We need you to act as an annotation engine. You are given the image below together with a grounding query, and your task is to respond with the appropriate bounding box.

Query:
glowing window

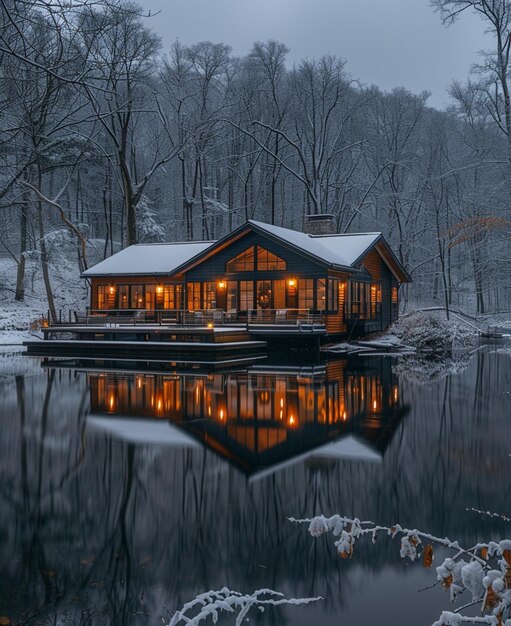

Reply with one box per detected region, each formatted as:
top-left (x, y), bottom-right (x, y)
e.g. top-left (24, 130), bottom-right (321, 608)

top-left (227, 246), bottom-right (255, 272)
top-left (256, 246), bottom-right (286, 271)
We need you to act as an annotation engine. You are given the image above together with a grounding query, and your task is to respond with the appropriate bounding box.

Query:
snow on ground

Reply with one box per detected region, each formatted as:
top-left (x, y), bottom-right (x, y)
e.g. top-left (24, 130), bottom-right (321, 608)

top-left (0, 254), bottom-right (88, 344)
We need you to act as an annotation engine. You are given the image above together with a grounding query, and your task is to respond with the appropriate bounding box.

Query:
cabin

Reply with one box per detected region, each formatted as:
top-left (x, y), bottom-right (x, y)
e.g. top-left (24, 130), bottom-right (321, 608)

top-left (81, 215), bottom-right (411, 339)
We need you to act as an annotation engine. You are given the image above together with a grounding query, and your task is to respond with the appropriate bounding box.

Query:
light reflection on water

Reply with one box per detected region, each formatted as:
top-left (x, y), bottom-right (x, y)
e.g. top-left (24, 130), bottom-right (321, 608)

top-left (0, 348), bottom-right (510, 625)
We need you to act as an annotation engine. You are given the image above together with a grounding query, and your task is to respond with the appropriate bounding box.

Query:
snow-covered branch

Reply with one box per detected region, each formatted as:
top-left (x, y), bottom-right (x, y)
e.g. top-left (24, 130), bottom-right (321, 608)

top-left (290, 514), bottom-right (511, 625)
top-left (168, 587), bottom-right (322, 626)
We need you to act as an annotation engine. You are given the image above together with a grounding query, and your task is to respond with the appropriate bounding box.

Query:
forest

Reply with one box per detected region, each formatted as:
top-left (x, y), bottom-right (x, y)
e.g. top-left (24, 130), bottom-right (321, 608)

top-left (0, 0), bottom-right (510, 321)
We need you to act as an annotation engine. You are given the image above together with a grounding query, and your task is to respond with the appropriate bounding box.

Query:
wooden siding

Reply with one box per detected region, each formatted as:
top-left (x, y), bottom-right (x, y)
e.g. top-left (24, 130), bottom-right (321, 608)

top-left (362, 249), bottom-right (382, 280)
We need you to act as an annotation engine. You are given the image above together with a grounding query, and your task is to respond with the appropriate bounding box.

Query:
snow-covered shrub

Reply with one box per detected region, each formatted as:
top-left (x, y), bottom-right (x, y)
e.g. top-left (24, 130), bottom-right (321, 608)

top-left (391, 311), bottom-right (477, 355)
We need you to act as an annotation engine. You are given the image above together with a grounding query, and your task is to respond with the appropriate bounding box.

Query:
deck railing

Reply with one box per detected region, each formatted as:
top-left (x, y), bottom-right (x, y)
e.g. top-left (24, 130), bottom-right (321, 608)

top-left (64, 308), bottom-right (325, 328)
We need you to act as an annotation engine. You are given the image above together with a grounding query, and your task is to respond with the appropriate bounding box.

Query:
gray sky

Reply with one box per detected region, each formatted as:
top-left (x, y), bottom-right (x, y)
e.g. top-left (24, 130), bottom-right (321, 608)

top-left (145, 0), bottom-right (491, 109)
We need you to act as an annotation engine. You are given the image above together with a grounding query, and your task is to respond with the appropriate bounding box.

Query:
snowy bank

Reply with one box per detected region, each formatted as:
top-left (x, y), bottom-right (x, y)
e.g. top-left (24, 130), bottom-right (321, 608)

top-left (389, 310), bottom-right (478, 355)
top-left (0, 254), bottom-right (88, 342)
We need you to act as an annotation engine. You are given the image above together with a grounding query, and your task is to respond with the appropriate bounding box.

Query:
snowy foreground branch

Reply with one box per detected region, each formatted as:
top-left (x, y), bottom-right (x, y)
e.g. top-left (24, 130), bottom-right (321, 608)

top-left (168, 587), bottom-right (322, 625)
top-left (289, 515), bottom-right (511, 626)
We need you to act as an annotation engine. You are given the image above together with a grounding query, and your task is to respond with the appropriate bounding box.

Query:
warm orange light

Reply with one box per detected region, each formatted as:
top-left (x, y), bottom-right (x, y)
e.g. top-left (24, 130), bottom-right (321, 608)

top-left (288, 414), bottom-right (296, 426)
top-left (288, 278), bottom-right (296, 288)
top-left (373, 400), bottom-right (377, 411)
top-left (393, 386), bottom-right (399, 402)
top-left (109, 285), bottom-right (115, 295)
top-left (108, 394), bottom-right (115, 410)
top-left (137, 377), bottom-right (142, 389)
top-left (342, 411), bottom-right (347, 421)
top-left (218, 280), bottom-right (226, 289)
top-left (157, 285), bottom-right (164, 294)
top-left (207, 322), bottom-right (214, 328)
top-left (219, 408), bottom-right (225, 421)
top-left (208, 405), bottom-right (212, 417)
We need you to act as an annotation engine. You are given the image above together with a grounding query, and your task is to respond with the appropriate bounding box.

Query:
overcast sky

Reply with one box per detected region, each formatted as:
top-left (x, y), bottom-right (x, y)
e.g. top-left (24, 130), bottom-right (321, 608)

top-left (145, 0), bottom-right (491, 110)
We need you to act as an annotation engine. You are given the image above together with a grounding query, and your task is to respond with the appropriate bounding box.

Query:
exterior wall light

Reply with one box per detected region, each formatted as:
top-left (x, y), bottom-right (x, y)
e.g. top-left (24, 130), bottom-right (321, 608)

top-left (288, 278), bottom-right (296, 288)
top-left (218, 280), bottom-right (226, 289)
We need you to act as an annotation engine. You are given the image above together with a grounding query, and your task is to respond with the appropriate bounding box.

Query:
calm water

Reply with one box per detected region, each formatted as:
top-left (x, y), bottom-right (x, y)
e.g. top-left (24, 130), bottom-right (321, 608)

top-left (0, 346), bottom-right (510, 625)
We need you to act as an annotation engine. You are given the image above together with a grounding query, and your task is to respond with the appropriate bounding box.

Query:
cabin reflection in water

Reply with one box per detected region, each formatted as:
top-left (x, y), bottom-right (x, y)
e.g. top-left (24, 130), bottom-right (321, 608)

top-left (88, 357), bottom-right (407, 474)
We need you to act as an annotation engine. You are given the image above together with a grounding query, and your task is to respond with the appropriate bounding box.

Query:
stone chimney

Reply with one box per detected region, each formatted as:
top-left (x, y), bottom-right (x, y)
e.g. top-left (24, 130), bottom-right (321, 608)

top-left (303, 214), bottom-right (337, 235)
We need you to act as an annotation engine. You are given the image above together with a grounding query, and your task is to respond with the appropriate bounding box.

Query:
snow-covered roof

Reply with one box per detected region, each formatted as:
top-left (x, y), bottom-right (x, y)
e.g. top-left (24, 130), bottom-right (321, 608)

top-left (82, 220), bottom-right (407, 279)
top-left (249, 434), bottom-right (381, 482)
top-left (248, 221), bottom-right (381, 269)
top-left (87, 415), bottom-right (200, 447)
top-left (82, 241), bottom-right (215, 277)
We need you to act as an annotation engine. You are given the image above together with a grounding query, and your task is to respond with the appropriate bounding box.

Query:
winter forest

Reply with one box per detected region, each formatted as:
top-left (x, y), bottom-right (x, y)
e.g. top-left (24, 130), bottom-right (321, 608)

top-left (1, 0), bottom-right (510, 321)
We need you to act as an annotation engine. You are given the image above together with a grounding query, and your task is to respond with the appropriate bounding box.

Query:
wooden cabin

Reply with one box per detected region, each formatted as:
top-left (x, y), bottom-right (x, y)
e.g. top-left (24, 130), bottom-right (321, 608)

top-left (82, 215), bottom-right (411, 338)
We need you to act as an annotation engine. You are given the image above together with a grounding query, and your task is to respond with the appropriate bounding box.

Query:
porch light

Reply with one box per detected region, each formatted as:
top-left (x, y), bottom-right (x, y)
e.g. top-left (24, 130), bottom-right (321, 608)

top-left (157, 285), bottom-right (164, 294)
top-left (288, 278), bottom-right (296, 288)
top-left (109, 285), bottom-right (115, 295)
top-left (218, 280), bottom-right (226, 289)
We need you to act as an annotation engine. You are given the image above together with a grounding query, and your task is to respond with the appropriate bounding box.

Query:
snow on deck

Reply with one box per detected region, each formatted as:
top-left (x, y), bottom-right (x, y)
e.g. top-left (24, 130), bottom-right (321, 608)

top-left (249, 220), bottom-right (380, 268)
top-left (82, 241), bottom-right (215, 277)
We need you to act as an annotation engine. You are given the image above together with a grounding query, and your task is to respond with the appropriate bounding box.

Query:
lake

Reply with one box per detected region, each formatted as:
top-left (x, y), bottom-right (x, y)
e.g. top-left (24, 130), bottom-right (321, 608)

top-left (0, 345), bottom-right (510, 625)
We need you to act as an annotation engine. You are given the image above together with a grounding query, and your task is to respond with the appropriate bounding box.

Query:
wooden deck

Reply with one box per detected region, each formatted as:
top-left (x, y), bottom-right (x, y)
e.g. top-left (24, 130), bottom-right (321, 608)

top-left (24, 338), bottom-right (268, 366)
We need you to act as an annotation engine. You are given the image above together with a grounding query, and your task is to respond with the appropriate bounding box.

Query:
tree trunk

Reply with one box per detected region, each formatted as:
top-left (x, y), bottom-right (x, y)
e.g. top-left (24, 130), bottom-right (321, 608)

top-left (15, 190), bottom-right (28, 301)
top-left (36, 166), bottom-right (57, 322)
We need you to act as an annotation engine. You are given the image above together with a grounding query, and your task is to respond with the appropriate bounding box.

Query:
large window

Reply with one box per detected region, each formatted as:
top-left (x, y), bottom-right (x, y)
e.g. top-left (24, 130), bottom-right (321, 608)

top-left (317, 279), bottom-right (326, 311)
top-left (164, 285), bottom-right (175, 309)
top-left (226, 245), bottom-right (286, 272)
top-left (131, 286), bottom-right (145, 309)
top-left (97, 285), bottom-right (109, 310)
top-left (227, 246), bottom-right (255, 272)
top-left (348, 281), bottom-right (373, 319)
top-left (119, 285), bottom-right (129, 309)
top-left (227, 281), bottom-right (238, 311)
top-left (298, 279), bottom-right (314, 310)
top-left (256, 246), bottom-right (286, 270)
top-left (240, 281), bottom-right (254, 311)
top-left (187, 283), bottom-right (201, 310)
top-left (328, 279), bottom-right (339, 312)
top-left (145, 285), bottom-right (155, 310)
top-left (203, 282), bottom-right (216, 309)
